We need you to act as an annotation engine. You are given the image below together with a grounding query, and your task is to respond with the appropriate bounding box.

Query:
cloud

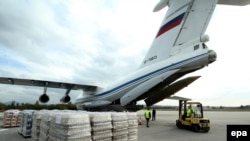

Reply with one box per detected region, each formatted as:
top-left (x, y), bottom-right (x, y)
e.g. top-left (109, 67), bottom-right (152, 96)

top-left (0, 0), bottom-right (155, 103)
top-left (0, 0), bottom-right (250, 106)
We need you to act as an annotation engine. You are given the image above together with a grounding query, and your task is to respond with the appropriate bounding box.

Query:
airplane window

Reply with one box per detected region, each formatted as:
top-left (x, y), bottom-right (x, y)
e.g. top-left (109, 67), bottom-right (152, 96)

top-left (194, 45), bottom-right (199, 50)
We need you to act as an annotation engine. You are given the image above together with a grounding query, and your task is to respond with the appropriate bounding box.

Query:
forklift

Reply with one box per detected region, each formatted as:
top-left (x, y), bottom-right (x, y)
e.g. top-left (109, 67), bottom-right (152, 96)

top-left (176, 100), bottom-right (210, 132)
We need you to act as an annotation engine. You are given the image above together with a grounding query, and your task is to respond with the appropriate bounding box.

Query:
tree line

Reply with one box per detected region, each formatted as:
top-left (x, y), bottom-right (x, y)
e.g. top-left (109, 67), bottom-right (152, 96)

top-left (0, 101), bottom-right (76, 111)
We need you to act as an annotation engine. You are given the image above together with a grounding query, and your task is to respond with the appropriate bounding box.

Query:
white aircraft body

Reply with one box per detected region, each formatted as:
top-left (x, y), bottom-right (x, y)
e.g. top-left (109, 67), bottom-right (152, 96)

top-left (0, 0), bottom-right (249, 111)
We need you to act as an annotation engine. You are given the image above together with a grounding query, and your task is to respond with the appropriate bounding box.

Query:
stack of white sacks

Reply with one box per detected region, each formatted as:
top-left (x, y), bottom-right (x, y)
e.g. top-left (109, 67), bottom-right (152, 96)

top-left (111, 112), bottom-right (129, 141)
top-left (49, 111), bottom-right (91, 141)
top-left (32, 110), bottom-right (48, 141)
top-left (39, 111), bottom-right (55, 141)
top-left (31, 110), bottom-right (91, 141)
top-left (18, 110), bottom-right (35, 137)
top-left (89, 112), bottom-right (113, 141)
top-left (127, 113), bottom-right (138, 141)
top-left (29, 110), bottom-right (138, 141)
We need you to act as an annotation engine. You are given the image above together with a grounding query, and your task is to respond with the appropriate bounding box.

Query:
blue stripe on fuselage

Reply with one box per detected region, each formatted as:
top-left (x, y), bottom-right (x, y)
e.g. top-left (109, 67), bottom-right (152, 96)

top-left (90, 53), bottom-right (208, 99)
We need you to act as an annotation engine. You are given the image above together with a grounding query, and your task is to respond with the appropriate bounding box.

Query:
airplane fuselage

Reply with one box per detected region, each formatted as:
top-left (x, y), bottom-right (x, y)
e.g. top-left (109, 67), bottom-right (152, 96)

top-left (75, 41), bottom-right (216, 110)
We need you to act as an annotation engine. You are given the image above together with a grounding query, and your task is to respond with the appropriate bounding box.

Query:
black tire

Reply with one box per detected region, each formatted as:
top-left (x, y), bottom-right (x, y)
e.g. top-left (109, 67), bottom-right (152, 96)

top-left (204, 127), bottom-right (210, 133)
top-left (176, 120), bottom-right (183, 129)
top-left (192, 124), bottom-right (199, 132)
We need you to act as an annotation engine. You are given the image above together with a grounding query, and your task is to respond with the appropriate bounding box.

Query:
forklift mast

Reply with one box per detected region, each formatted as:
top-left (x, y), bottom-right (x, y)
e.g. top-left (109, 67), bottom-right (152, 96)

top-left (178, 100), bottom-right (187, 118)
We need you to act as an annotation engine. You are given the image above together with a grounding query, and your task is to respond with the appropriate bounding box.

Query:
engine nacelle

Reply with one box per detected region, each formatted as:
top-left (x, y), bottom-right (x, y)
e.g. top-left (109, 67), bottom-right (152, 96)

top-left (39, 93), bottom-right (49, 103)
top-left (60, 95), bottom-right (71, 103)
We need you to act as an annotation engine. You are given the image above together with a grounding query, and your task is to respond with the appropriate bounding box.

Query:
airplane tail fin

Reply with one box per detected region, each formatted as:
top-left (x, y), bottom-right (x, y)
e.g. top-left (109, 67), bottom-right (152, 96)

top-left (139, 0), bottom-right (217, 69)
top-left (139, 0), bottom-right (250, 69)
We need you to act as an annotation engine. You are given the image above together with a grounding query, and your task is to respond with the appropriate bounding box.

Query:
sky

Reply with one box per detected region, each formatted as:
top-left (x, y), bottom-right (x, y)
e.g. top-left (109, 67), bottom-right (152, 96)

top-left (0, 0), bottom-right (250, 106)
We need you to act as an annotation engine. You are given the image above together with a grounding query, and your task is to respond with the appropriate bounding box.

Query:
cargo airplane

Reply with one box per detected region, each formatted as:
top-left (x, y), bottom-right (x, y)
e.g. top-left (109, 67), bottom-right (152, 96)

top-left (1, 0), bottom-right (249, 111)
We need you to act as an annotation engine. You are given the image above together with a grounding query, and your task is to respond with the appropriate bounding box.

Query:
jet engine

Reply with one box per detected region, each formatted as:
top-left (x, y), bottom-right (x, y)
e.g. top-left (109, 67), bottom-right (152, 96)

top-left (60, 87), bottom-right (72, 103)
top-left (60, 95), bottom-right (71, 103)
top-left (39, 93), bottom-right (49, 103)
top-left (39, 87), bottom-right (50, 103)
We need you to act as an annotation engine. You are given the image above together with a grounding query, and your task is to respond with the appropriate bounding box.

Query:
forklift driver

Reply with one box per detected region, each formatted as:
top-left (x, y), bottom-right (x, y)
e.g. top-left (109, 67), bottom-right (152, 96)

top-left (186, 105), bottom-right (194, 117)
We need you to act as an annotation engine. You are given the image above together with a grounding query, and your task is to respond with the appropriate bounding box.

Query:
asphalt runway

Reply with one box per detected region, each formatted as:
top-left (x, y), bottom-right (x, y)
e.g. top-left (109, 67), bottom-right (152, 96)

top-left (1, 111), bottom-right (250, 141)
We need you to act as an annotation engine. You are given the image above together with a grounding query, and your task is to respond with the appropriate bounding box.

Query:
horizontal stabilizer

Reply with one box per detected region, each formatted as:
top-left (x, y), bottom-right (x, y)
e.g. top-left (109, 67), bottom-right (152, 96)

top-left (218, 0), bottom-right (250, 6)
top-left (0, 77), bottom-right (100, 93)
top-left (145, 76), bottom-right (200, 106)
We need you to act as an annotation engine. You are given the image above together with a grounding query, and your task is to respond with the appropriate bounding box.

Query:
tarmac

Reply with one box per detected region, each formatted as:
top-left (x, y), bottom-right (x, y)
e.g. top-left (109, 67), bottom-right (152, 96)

top-left (0, 111), bottom-right (250, 141)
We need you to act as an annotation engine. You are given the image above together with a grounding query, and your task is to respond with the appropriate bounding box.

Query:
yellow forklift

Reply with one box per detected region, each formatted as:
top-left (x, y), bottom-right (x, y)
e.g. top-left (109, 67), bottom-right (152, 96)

top-left (176, 100), bottom-right (210, 132)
